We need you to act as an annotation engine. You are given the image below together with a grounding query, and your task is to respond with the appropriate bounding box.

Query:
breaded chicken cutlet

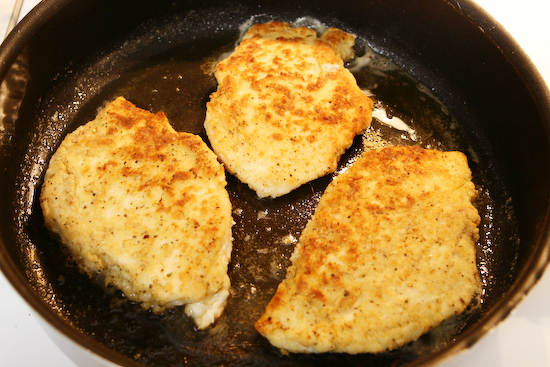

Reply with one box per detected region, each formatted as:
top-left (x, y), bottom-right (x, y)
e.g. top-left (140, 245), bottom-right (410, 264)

top-left (205, 21), bottom-right (373, 198)
top-left (40, 97), bottom-right (233, 329)
top-left (256, 146), bottom-right (481, 354)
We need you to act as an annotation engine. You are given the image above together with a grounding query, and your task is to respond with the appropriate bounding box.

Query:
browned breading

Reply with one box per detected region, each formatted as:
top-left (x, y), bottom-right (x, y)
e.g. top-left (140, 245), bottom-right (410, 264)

top-left (205, 21), bottom-right (373, 198)
top-left (256, 146), bottom-right (481, 354)
top-left (40, 97), bottom-right (233, 329)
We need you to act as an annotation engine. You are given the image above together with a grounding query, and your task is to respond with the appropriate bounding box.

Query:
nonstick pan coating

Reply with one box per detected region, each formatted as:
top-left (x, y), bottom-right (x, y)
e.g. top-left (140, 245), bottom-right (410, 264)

top-left (1, 0), bottom-right (550, 366)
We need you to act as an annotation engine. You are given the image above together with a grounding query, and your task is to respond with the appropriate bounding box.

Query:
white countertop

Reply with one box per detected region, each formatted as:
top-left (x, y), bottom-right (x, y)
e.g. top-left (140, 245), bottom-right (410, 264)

top-left (1, 0), bottom-right (549, 366)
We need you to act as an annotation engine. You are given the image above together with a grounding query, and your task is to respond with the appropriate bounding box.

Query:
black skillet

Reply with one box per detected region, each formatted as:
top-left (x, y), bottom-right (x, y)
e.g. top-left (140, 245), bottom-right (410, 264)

top-left (1, 0), bottom-right (550, 366)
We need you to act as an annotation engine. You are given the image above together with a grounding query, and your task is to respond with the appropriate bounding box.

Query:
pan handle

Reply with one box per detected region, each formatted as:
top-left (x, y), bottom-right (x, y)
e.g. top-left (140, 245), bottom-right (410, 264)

top-left (4, 0), bottom-right (24, 39)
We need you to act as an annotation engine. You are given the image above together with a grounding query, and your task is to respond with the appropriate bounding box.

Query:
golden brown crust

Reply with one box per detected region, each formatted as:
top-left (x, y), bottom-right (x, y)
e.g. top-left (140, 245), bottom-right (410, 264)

top-left (40, 97), bottom-right (233, 326)
top-left (255, 146), bottom-right (481, 354)
top-left (205, 21), bottom-right (373, 198)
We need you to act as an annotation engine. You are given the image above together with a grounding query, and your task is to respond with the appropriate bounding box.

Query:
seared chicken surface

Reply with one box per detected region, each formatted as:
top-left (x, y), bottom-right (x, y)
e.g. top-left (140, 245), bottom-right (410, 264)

top-left (256, 146), bottom-right (481, 353)
top-left (40, 97), bottom-right (233, 329)
top-left (205, 21), bottom-right (373, 198)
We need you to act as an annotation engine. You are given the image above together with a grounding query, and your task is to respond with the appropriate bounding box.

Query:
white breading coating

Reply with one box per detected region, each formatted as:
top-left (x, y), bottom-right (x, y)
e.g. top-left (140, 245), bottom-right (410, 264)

top-left (256, 146), bottom-right (481, 354)
top-left (40, 97), bottom-right (233, 329)
top-left (205, 21), bottom-right (373, 198)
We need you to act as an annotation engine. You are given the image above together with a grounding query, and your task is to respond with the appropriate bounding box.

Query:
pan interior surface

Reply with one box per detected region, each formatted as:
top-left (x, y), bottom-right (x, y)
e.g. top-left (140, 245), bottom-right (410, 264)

top-left (1, 0), bottom-right (549, 366)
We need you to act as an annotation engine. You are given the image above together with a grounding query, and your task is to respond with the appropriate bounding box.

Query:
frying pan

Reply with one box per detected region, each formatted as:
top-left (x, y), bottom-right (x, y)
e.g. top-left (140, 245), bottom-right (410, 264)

top-left (1, 0), bottom-right (550, 366)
